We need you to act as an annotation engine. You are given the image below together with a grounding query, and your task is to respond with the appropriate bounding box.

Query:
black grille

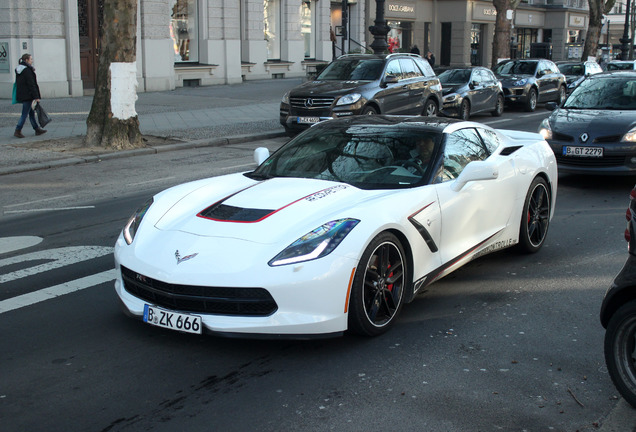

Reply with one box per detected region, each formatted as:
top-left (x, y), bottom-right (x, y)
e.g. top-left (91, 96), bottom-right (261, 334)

top-left (594, 135), bottom-right (623, 143)
top-left (290, 96), bottom-right (334, 109)
top-left (552, 132), bottom-right (573, 142)
top-left (121, 266), bottom-right (278, 316)
top-left (556, 155), bottom-right (627, 167)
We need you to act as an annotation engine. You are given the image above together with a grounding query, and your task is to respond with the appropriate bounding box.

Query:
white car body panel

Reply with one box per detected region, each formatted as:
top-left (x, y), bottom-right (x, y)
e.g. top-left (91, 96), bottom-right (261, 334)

top-left (114, 120), bottom-right (557, 337)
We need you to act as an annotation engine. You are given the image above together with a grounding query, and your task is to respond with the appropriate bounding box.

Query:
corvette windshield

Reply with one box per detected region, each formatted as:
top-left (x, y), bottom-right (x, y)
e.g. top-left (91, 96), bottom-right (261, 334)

top-left (249, 123), bottom-right (441, 189)
top-left (564, 76), bottom-right (636, 110)
top-left (316, 59), bottom-right (385, 81)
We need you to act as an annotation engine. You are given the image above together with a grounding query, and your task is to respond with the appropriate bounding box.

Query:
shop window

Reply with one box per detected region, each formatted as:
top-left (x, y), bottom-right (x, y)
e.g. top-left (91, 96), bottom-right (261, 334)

top-left (387, 21), bottom-right (413, 54)
top-left (265, 0), bottom-right (281, 60)
top-left (170, 0), bottom-right (198, 63)
top-left (302, 1), bottom-right (315, 59)
top-left (471, 23), bottom-right (481, 66)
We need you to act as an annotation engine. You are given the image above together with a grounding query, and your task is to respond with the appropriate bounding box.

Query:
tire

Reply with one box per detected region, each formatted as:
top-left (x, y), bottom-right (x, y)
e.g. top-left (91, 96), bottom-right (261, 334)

top-left (348, 232), bottom-right (408, 336)
top-left (557, 85), bottom-right (566, 106)
top-left (423, 99), bottom-right (438, 117)
top-left (459, 99), bottom-right (470, 120)
top-left (524, 88), bottom-right (537, 112)
top-left (362, 106), bottom-right (378, 115)
top-left (605, 300), bottom-right (636, 408)
top-left (517, 177), bottom-right (550, 253)
top-left (491, 94), bottom-right (504, 117)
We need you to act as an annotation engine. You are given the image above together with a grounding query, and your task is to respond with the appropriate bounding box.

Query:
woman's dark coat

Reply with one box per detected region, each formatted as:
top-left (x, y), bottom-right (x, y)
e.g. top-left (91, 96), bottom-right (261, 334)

top-left (15, 63), bottom-right (41, 103)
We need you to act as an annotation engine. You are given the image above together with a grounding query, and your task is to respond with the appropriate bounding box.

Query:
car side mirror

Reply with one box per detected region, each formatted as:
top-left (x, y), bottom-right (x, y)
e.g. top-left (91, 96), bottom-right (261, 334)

top-left (384, 75), bottom-right (399, 85)
top-left (254, 147), bottom-right (270, 166)
top-left (450, 160), bottom-right (499, 192)
top-left (545, 102), bottom-right (558, 111)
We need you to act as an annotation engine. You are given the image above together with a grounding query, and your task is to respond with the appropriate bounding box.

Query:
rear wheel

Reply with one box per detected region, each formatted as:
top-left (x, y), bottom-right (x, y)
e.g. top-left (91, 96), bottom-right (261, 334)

top-left (518, 177), bottom-right (550, 253)
top-left (348, 232), bottom-right (408, 336)
top-left (524, 88), bottom-right (537, 112)
top-left (491, 94), bottom-right (504, 117)
top-left (605, 300), bottom-right (636, 408)
top-left (459, 99), bottom-right (470, 120)
top-left (557, 85), bottom-right (566, 106)
top-left (423, 99), bottom-right (438, 117)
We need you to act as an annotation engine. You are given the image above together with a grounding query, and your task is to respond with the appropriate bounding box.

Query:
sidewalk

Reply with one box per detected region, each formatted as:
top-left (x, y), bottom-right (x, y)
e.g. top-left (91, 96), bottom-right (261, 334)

top-left (0, 78), bottom-right (300, 175)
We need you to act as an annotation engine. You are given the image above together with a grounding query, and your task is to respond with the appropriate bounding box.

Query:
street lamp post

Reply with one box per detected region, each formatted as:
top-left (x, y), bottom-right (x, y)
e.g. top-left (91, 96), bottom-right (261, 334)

top-left (369, 0), bottom-right (389, 54)
top-left (620, 0), bottom-right (632, 60)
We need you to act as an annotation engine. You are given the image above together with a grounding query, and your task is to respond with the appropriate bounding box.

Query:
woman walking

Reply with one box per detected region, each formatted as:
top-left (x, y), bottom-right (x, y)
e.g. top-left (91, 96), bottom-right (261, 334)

top-left (14, 53), bottom-right (46, 138)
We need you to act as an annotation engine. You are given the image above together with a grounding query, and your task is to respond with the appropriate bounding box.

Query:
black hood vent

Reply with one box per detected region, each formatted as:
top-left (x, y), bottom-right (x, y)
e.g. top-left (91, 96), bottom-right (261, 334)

top-left (198, 203), bottom-right (274, 222)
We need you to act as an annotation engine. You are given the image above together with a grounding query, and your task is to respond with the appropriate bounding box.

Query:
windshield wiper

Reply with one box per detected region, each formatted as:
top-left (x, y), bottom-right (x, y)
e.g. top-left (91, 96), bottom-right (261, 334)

top-left (245, 172), bottom-right (274, 181)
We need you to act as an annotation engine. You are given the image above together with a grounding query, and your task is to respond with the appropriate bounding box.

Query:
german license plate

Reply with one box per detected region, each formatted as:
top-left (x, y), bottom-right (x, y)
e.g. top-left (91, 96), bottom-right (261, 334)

top-left (143, 304), bottom-right (202, 334)
top-left (297, 116), bottom-right (320, 124)
top-left (562, 146), bottom-right (603, 157)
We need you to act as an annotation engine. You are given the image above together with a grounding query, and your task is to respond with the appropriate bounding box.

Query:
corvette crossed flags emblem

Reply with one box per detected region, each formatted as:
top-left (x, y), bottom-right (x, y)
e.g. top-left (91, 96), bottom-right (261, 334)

top-left (175, 250), bottom-right (198, 265)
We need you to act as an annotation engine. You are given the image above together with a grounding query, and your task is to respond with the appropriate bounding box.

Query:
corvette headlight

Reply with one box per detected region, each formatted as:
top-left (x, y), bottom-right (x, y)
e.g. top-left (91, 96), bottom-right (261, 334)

top-left (513, 79), bottom-right (528, 86)
top-left (269, 218), bottom-right (360, 266)
top-left (123, 198), bottom-right (153, 245)
top-left (538, 118), bottom-right (552, 140)
top-left (281, 91), bottom-right (290, 104)
top-left (336, 93), bottom-right (362, 106)
top-left (622, 127), bottom-right (636, 142)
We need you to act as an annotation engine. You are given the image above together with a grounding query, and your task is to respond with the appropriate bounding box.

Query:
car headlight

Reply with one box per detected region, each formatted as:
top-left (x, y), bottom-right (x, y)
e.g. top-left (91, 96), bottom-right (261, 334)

top-left (513, 79), bottom-right (528, 86)
top-left (336, 93), bottom-right (362, 106)
top-left (281, 91), bottom-right (290, 104)
top-left (269, 218), bottom-right (360, 266)
top-left (538, 118), bottom-right (552, 140)
top-left (622, 127), bottom-right (636, 142)
top-left (123, 198), bottom-right (153, 245)
top-left (444, 93), bottom-right (460, 103)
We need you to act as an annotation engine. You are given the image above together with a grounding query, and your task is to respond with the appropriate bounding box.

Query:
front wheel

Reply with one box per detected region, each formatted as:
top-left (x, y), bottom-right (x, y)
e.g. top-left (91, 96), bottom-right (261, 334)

top-left (557, 85), bottom-right (566, 106)
top-left (517, 177), bottom-right (550, 253)
top-left (605, 300), bottom-right (636, 408)
top-left (459, 99), bottom-right (470, 120)
top-left (362, 106), bottom-right (378, 115)
top-left (492, 94), bottom-right (504, 117)
top-left (423, 99), bottom-right (438, 117)
top-left (524, 88), bottom-right (537, 112)
top-left (348, 232), bottom-right (408, 336)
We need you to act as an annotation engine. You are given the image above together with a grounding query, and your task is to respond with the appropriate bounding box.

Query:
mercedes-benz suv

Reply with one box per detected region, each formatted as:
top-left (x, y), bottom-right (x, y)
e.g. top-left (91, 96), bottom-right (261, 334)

top-left (280, 53), bottom-right (443, 135)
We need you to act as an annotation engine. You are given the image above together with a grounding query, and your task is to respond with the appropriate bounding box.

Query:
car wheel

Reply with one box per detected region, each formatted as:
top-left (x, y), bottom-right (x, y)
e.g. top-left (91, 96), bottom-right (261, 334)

top-left (348, 232), bottom-right (408, 336)
top-left (605, 300), bottom-right (636, 408)
top-left (362, 106), bottom-right (378, 115)
top-left (423, 99), bottom-right (438, 117)
top-left (525, 88), bottom-right (537, 112)
top-left (557, 85), bottom-right (566, 106)
top-left (518, 176), bottom-right (550, 253)
top-left (459, 99), bottom-right (470, 120)
top-left (492, 94), bottom-right (504, 117)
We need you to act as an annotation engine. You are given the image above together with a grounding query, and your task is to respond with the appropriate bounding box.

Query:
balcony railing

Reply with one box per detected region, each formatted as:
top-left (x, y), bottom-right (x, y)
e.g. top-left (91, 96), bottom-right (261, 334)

top-left (520, 0), bottom-right (588, 9)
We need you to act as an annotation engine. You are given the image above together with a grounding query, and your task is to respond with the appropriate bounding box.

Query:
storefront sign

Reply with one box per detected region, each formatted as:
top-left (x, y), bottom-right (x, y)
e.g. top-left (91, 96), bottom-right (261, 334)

top-left (0, 42), bottom-right (9, 73)
top-left (473, 5), bottom-right (497, 22)
top-left (386, 1), bottom-right (416, 19)
top-left (569, 15), bottom-right (586, 28)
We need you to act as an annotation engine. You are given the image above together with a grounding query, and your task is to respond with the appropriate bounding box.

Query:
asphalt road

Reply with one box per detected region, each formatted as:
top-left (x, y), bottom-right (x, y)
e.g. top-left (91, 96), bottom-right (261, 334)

top-left (2, 112), bottom-right (636, 431)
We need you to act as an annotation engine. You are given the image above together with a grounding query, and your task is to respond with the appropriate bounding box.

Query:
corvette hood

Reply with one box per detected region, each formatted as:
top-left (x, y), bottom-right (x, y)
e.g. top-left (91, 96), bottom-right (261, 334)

top-left (154, 176), bottom-right (377, 244)
top-left (550, 109), bottom-right (636, 138)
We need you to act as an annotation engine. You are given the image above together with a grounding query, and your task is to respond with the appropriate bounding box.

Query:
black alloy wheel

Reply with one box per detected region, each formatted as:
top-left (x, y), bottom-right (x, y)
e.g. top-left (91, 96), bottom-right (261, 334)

top-left (525, 88), bottom-right (538, 112)
top-left (605, 300), bottom-right (636, 408)
top-left (348, 232), bottom-right (408, 336)
top-left (518, 176), bottom-right (550, 253)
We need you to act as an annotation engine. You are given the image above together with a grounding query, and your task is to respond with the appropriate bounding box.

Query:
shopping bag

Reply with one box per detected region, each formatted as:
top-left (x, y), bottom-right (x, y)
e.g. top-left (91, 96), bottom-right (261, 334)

top-left (11, 83), bottom-right (17, 104)
top-left (34, 102), bottom-right (52, 127)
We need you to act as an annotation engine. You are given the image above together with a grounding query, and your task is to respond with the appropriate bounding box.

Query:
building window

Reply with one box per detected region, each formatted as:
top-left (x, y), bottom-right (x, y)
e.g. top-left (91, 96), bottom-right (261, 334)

top-left (515, 28), bottom-right (538, 59)
top-left (471, 23), bottom-right (481, 66)
top-left (265, 0), bottom-right (281, 60)
top-left (170, 0), bottom-right (198, 62)
top-left (302, 1), bottom-right (315, 58)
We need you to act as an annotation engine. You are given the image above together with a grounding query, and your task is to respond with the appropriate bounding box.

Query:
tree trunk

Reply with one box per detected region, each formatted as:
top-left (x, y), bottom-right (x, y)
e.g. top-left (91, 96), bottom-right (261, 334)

top-left (491, 0), bottom-right (521, 69)
top-left (84, 0), bottom-right (142, 150)
top-left (581, 0), bottom-right (617, 61)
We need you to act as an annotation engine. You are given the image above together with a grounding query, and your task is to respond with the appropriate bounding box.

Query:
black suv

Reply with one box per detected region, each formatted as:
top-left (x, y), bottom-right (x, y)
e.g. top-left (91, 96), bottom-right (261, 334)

top-left (494, 59), bottom-right (567, 112)
top-left (280, 53), bottom-right (443, 134)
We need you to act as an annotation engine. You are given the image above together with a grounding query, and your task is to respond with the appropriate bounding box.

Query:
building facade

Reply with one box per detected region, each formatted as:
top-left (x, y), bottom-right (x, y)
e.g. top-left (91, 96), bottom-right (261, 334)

top-left (0, 0), bottom-right (631, 99)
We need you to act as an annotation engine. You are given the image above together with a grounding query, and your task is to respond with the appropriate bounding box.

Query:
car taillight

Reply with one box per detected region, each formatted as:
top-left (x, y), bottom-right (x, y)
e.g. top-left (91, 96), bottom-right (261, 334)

top-left (627, 208), bottom-right (632, 221)
top-left (631, 188), bottom-right (636, 201)
top-left (626, 228), bottom-right (631, 243)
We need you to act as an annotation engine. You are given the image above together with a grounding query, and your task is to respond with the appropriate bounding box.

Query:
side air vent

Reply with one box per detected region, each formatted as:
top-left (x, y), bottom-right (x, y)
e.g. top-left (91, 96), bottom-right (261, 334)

top-left (500, 146), bottom-right (522, 156)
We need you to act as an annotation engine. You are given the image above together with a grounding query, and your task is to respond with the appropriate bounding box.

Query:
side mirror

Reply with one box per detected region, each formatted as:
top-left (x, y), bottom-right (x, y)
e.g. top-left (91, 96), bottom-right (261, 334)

top-left (545, 102), bottom-right (558, 111)
top-left (254, 147), bottom-right (270, 166)
top-left (384, 75), bottom-right (399, 85)
top-left (450, 160), bottom-right (499, 192)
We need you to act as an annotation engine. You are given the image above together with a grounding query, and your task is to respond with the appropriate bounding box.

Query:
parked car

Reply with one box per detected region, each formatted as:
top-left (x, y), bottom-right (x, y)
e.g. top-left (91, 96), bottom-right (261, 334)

top-left (114, 115), bottom-right (557, 338)
top-left (438, 67), bottom-right (504, 120)
top-left (601, 184), bottom-right (636, 408)
top-left (494, 58), bottom-right (567, 111)
top-left (279, 53), bottom-right (443, 135)
top-left (538, 71), bottom-right (636, 175)
top-left (606, 60), bottom-right (636, 71)
top-left (556, 60), bottom-right (603, 94)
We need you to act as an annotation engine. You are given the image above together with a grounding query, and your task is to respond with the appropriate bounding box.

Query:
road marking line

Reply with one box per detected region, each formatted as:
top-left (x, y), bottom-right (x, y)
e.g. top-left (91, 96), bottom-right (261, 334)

top-left (0, 269), bottom-right (116, 314)
top-left (3, 195), bottom-right (74, 209)
top-left (520, 112), bottom-right (551, 118)
top-left (483, 119), bottom-right (512, 125)
top-left (128, 177), bottom-right (175, 187)
top-left (4, 206), bottom-right (95, 214)
top-left (0, 236), bottom-right (43, 255)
